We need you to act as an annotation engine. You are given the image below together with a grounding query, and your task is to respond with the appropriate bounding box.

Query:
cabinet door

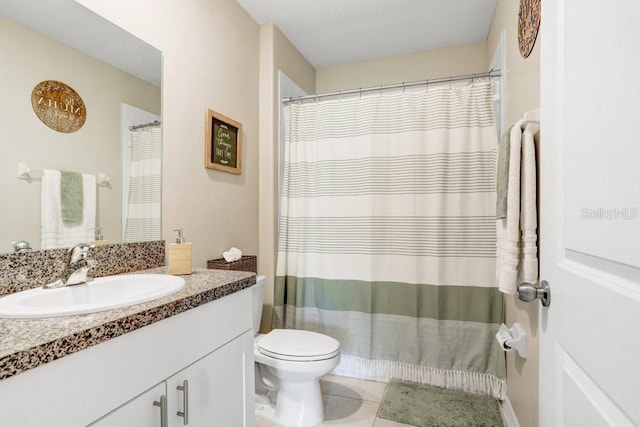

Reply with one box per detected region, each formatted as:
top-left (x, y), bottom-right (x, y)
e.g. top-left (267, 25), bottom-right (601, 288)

top-left (167, 334), bottom-right (249, 426)
top-left (89, 382), bottom-right (167, 427)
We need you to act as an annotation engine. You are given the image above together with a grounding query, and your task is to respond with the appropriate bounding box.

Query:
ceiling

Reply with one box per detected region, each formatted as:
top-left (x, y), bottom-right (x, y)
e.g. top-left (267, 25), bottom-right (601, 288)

top-left (235, 0), bottom-right (498, 69)
top-left (2, 0), bottom-right (497, 84)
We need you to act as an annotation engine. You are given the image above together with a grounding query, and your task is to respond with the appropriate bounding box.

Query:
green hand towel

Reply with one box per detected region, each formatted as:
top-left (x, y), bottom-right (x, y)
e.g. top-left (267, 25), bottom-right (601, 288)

top-left (496, 126), bottom-right (513, 220)
top-left (60, 171), bottom-right (84, 223)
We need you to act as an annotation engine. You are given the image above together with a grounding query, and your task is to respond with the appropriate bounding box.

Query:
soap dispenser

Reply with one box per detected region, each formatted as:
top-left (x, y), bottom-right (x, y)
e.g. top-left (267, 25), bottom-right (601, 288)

top-left (91, 226), bottom-right (108, 246)
top-left (168, 228), bottom-right (192, 275)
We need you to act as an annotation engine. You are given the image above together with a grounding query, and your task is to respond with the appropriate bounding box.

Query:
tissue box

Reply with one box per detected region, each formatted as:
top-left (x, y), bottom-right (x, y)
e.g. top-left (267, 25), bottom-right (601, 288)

top-left (207, 255), bottom-right (257, 273)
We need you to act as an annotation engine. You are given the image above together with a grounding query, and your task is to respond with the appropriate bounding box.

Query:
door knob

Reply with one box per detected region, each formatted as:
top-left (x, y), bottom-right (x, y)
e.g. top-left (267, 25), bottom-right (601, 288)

top-left (517, 280), bottom-right (550, 307)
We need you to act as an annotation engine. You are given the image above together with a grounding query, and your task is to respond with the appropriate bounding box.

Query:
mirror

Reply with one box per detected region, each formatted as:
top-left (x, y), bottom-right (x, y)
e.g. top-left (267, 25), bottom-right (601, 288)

top-left (0, 0), bottom-right (162, 253)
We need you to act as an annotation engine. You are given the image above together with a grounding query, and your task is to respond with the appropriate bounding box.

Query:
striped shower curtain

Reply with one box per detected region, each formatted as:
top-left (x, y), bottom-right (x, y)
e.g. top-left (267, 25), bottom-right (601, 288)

top-left (123, 126), bottom-right (161, 242)
top-left (275, 81), bottom-right (506, 399)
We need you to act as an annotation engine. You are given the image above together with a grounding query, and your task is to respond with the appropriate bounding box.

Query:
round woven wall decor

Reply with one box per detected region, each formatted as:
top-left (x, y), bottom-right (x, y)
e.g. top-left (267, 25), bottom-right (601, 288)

top-left (31, 80), bottom-right (86, 133)
top-left (518, 0), bottom-right (541, 58)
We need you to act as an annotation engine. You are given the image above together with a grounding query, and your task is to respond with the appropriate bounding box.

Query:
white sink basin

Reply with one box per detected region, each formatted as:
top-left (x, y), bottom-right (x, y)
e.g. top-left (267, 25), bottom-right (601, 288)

top-left (0, 274), bottom-right (185, 319)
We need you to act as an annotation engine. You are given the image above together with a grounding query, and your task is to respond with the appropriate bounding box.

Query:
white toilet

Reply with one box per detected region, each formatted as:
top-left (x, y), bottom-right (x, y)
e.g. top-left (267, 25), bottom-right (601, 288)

top-left (252, 275), bottom-right (340, 427)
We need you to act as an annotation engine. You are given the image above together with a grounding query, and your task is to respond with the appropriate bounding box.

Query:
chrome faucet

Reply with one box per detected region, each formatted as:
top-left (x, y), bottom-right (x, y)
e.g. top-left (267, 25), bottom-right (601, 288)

top-left (44, 243), bottom-right (97, 289)
top-left (10, 240), bottom-right (32, 253)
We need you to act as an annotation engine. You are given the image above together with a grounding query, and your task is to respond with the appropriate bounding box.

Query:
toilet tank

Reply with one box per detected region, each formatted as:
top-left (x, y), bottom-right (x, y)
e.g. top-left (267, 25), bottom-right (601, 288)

top-left (252, 275), bottom-right (266, 333)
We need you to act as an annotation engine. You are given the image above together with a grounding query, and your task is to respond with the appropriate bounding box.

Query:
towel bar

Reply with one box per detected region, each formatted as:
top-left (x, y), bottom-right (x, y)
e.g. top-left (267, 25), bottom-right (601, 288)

top-left (17, 162), bottom-right (110, 187)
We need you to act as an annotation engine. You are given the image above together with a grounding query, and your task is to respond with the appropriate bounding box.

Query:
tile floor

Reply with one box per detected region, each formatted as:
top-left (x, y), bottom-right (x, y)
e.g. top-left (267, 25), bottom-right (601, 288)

top-left (255, 374), bottom-right (507, 427)
top-left (255, 374), bottom-right (418, 427)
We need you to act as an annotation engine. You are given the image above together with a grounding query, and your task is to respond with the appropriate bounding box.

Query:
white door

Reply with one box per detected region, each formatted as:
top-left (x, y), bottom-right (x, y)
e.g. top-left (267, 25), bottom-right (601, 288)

top-left (540, 1), bottom-right (640, 426)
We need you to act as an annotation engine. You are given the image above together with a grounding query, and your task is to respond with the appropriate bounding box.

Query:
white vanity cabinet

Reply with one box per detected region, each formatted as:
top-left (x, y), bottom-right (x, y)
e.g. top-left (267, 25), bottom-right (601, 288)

top-left (0, 285), bottom-right (255, 427)
top-left (166, 335), bottom-right (248, 426)
top-left (92, 333), bottom-right (249, 427)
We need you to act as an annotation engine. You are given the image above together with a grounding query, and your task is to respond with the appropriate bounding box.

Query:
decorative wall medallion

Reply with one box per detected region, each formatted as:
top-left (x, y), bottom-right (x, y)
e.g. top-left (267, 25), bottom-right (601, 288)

top-left (31, 80), bottom-right (86, 133)
top-left (518, 0), bottom-right (541, 58)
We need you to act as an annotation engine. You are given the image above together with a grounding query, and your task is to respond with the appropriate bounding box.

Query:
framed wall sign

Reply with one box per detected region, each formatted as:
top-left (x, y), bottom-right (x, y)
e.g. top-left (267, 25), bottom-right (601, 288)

top-left (205, 109), bottom-right (242, 174)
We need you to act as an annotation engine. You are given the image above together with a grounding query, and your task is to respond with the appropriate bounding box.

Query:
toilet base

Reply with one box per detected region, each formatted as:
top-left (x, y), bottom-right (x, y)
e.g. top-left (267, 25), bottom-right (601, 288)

top-left (255, 379), bottom-right (324, 427)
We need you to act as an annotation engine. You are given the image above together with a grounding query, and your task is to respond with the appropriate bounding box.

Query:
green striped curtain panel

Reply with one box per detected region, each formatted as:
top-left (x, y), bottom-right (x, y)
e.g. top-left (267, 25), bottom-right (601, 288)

top-left (275, 81), bottom-right (506, 399)
top-left (124, 127), bottom-right (161, 242)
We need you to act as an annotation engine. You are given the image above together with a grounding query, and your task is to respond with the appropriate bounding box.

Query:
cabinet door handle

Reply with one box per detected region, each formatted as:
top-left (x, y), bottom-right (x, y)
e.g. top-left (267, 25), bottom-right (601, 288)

top-left (177, 380), bottom-right (189, 425)
top-left (153, 395), bottom-right (168, 427)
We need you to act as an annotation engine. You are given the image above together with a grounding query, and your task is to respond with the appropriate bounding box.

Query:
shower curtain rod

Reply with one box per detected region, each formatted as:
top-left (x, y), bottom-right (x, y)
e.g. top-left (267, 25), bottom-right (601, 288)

top-left (129, 120), bottom-right (161, 131)
top-left (282, 69), bottom-right (501, 104)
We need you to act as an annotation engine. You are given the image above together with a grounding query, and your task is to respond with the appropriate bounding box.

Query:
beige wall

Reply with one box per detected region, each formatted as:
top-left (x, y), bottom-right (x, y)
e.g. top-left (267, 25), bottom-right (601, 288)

top-left (487, 1), bottom-right (541, 426)
top-left (258, 24), bottom-right (315, 332)
top-left (76, 0), bottom-right (260, 268)
top-left (0, 16), bottom-right (160, 252)
top-left (316, 42), bottom-right (487, 93)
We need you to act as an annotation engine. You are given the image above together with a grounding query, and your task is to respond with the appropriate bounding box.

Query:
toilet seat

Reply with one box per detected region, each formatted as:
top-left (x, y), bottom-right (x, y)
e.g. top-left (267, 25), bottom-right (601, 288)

top-left (257, 329), bottom-right (340, 362)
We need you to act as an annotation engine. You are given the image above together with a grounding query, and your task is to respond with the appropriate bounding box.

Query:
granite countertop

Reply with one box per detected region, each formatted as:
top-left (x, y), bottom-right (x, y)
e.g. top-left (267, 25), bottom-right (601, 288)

top-left (0, 267), bottom-right (256, 381)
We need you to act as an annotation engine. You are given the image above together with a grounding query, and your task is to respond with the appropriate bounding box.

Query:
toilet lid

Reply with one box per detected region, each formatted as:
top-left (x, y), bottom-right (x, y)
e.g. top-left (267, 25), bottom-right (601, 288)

top-left (257, 329), bottom-right (340, 362)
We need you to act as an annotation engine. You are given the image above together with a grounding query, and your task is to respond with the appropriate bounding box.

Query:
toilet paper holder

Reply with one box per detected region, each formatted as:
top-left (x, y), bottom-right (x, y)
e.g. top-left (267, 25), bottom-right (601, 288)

top-left (496, 323), bottom-right (526, 358)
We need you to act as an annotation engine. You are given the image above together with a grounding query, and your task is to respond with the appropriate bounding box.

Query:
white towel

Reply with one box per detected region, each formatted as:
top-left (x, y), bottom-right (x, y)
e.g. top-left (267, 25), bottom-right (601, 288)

top-left (518, 123), bottom-right (539, 285)
top-left (41, 170), bottom-right (96, 249)
top-left (496, 121), bottom-right (540, 293)
top-left (223, 247), bottom-right (243, 262)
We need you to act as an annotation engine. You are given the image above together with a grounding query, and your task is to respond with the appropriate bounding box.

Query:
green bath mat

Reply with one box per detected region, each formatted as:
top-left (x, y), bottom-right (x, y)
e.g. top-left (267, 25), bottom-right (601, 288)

top-left (378, 380), bottom-right (503, 427)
